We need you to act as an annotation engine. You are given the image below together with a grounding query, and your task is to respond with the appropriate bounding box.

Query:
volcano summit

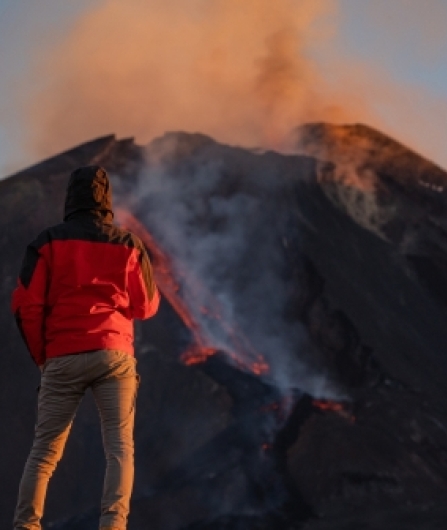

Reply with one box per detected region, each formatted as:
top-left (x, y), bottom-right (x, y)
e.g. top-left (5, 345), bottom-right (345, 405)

top-left (2, 124), bottom-right (447, 530)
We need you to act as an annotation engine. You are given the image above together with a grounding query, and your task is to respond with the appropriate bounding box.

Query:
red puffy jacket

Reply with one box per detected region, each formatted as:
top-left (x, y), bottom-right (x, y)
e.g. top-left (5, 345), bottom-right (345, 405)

top-left (12, 166), bottom-right (159, 366)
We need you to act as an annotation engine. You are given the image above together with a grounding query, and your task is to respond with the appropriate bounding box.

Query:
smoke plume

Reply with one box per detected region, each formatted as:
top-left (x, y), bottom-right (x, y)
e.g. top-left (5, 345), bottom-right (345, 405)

top-left (21, 0), bottom-right (447, 169)
top-left (115, 135), bottom-right (342, 400)
top-left (26, 0), bottom-right (346, 157)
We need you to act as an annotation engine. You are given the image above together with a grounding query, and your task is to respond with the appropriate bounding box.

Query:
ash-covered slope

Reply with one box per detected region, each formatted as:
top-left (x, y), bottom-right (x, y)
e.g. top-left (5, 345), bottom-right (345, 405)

top-left (2, 125), bottom-right (447, 530)
top-left (293, 122), bottom-right (447, 247)
top-left (292, 122), bottom-right (447, 396)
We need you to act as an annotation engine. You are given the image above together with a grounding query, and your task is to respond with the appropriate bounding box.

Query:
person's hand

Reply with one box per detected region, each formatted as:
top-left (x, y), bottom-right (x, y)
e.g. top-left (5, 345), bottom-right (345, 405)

top-left (38, 365), bottom-right (44, 373)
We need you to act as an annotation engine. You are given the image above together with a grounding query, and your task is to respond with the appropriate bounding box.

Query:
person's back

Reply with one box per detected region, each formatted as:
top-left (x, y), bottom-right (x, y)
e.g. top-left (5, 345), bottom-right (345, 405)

top-left (12, 166), bottom-right (160, 530)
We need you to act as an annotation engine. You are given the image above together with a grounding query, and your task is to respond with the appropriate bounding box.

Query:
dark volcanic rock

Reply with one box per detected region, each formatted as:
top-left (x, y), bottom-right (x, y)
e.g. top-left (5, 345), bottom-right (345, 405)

top-left (2, 124), bottom-right (447, 529)
top-left (0, 137), bottom-right (232, 528)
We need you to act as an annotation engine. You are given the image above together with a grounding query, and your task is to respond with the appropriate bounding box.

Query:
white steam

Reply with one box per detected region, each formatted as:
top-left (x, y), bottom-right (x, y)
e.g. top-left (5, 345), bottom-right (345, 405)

top-left (120, 135), bottom-right (343, 399)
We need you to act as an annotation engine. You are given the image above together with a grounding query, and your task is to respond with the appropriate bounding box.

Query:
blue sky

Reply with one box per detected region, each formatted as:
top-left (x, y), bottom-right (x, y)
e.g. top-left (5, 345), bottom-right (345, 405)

top-left (0, 0), bottom-right (446, 177)
top-left (0, 0), bottom-right (97, 176)
top-left (337, 1), bottom-right (447, 96)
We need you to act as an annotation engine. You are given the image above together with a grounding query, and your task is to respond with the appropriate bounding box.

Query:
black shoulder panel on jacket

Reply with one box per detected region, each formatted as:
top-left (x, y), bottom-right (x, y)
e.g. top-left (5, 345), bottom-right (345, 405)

top-left (19, 218), bottom-right (140, 288)
top-left (46, 219), bottom-right (139, 248)
top-left (19, 230), bottom-right (51, 288)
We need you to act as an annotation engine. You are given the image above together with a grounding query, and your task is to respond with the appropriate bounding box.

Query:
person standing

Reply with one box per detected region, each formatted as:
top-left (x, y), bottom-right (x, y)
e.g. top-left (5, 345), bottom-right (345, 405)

top-left (12, 166), bottom-right (160, 530)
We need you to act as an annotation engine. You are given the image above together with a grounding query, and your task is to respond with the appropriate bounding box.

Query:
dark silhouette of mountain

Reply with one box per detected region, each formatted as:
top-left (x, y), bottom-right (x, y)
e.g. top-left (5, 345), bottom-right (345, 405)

top-left (2, 124), bottom-right (447, 530)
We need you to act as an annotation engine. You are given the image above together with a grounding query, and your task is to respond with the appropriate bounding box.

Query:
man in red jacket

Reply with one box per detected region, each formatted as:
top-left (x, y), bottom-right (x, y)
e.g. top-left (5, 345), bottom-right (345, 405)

top-left (12, 166), bottom-right (160, 530)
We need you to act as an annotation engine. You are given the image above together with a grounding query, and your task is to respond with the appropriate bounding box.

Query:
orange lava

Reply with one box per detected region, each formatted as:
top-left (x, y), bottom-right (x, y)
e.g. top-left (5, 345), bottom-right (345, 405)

top-left (116, 208), bottom-right (270, 376)
top-left (312, 399), bottom-right (355, 423)
top-left (312, 399), bottom-right (344, 412)
top-left (181, 345), bottom-right (218, 366)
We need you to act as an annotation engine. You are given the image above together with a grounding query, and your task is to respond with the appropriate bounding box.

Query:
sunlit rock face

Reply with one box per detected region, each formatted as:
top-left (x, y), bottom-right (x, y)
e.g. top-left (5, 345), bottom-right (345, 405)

top-left (2, 125), bottom-right (447, 530)
top-left (292, 123), bottom-right (447, 395)
top-left (293, 122), bottom-right (447, 241)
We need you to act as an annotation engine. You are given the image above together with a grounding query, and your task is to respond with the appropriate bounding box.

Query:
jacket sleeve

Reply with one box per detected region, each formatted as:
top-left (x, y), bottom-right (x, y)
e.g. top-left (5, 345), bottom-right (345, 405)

top-left (11, 244), bottom-right (49, 366)
top-left (128, 244), bottom-right (160, 320)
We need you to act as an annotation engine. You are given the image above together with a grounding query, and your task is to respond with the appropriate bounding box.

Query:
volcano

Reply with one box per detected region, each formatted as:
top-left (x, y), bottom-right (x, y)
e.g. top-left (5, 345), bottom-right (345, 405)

top-left (2, 124), bottom-right (447, 530)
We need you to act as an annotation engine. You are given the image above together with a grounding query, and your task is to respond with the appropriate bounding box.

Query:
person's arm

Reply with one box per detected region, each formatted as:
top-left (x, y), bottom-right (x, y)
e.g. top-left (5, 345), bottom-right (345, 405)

top-left (128, 243), bottom-right (160, 320)
top-left (11, 243), bottom-right (49, 367)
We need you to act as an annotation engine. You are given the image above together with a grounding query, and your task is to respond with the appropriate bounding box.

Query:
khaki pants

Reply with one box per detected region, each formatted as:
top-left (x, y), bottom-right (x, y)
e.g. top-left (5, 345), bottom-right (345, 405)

top-left (14, 350), bottom-right (139, 530)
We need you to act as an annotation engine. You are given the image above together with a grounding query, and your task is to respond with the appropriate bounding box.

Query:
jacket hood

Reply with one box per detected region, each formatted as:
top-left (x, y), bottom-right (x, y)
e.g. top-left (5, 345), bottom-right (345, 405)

top-left (64, 166), bottom-right (113, 222)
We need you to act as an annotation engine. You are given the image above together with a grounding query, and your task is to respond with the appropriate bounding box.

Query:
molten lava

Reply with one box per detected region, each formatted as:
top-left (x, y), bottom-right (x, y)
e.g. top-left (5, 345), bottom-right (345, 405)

top-left (117, 209), bottom-right (352, 431)
top-left (313, 399), bottom-right (355, 423)
top-left (116, 208), bottom-right (269, 376)
top-left (312, 400), bottom-right (344, 412)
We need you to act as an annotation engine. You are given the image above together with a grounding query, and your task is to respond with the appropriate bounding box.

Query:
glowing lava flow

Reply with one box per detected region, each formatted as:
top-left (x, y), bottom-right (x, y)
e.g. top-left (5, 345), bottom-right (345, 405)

top-left (116, 208), bottom-right (269, 376)
top-left (313, 399), bottom-right (355, 423)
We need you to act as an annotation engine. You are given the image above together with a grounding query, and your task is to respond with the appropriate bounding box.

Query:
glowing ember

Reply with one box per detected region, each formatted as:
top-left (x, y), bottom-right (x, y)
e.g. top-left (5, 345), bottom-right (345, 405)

top-left (116, 208), bottom-right (270, 376)
top-left (181, 345), bottom-right (218, 366)
top-left (261, 395), bottom-right (294, 414)
top-left (312, 399), bottom-right (355, 423)
top-left (312, 400), bottom-right (344, 412)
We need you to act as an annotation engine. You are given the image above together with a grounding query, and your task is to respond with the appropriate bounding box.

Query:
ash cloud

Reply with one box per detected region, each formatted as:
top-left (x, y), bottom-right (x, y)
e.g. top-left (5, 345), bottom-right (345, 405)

top-left (19, 0), bottom-right (447, 171)
top-left (24, 0), bottom-right (350, 158)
